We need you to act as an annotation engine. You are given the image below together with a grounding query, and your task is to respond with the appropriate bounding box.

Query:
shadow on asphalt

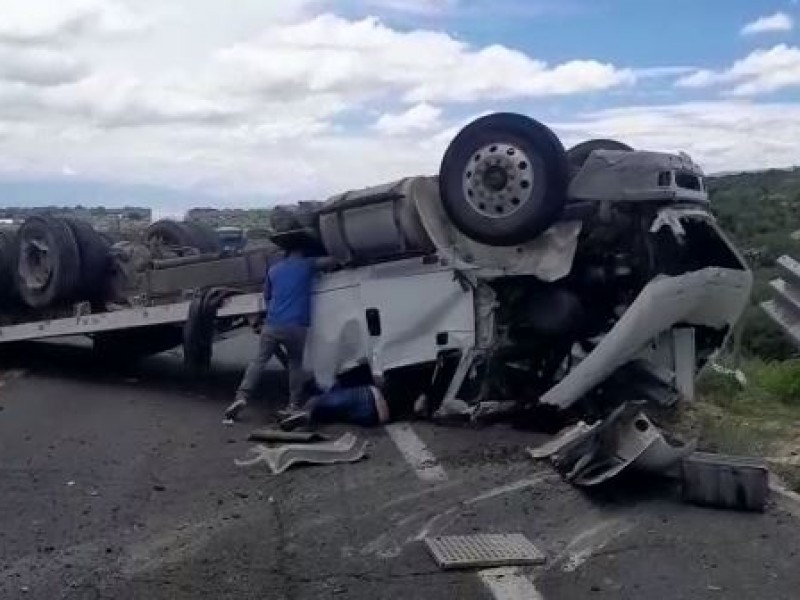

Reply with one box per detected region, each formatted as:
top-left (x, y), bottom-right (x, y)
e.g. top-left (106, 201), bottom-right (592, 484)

top-left (0, 340), bottom-right (288, 406)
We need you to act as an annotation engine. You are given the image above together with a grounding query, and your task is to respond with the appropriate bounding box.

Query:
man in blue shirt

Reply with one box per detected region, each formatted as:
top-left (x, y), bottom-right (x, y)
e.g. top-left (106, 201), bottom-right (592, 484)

top-left (224, 248), bottom-right (335, 422)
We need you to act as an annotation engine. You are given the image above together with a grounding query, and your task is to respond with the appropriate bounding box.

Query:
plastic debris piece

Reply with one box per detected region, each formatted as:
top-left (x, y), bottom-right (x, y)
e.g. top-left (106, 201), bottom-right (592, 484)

top-left (247, 429), bottom-right (330, 444)
top-left (234, 432), bottom-right (367, 474)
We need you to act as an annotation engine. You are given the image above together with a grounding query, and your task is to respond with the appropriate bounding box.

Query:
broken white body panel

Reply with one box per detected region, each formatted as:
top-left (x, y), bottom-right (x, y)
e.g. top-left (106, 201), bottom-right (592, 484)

top-left (305, 257), bottom-right (477, 389)
top-left (540, 267), bottom-right (752, 409)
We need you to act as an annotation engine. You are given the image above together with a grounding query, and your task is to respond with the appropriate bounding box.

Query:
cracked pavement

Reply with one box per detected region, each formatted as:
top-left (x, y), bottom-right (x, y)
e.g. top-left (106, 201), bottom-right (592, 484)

top-left (1, 337), bottom-right (800, 599)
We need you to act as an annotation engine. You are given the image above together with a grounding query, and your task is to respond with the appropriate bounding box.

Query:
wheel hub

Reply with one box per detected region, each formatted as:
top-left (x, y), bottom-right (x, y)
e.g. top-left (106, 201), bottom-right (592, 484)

top-left (462, 142), bottom-right (535, 219)
top-left (19, 238), bottom-right (52, 291)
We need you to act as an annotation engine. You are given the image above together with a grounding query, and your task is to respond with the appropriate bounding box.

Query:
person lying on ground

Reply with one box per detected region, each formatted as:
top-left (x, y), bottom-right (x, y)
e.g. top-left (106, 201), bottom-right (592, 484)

top-left (278, 384), bottom-right (428, 430)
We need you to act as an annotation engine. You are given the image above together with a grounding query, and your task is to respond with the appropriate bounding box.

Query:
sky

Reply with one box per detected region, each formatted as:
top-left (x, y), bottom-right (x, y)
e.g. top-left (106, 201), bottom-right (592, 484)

top-left (0, 0), bottom-right (799, 214)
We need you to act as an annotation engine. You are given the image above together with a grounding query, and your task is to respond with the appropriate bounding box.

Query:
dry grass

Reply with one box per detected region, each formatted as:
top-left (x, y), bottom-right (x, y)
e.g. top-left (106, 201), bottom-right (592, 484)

top-left (677, 361), bottom-right (800, 491)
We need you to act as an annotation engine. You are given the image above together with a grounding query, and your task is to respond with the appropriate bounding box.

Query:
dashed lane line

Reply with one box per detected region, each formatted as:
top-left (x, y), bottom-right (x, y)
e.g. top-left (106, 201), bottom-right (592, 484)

top-left (479, 567), bottom-right (544, 600)
top-left (384, 422), bottom-right (546, 599)
top-left (0, 369), bottom-right (27, 390)
top-left (384, 422), bottom-right (448, 483)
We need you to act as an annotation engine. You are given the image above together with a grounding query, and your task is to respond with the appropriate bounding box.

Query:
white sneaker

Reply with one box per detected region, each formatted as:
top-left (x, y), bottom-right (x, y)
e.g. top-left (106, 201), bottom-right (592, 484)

top-left (224, 396), bottom-right (248, 421)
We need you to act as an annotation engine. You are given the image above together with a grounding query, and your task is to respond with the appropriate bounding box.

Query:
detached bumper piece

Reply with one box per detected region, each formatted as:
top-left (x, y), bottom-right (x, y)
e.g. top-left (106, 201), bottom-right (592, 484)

top-left (529, 403), bottom-right (693, 486)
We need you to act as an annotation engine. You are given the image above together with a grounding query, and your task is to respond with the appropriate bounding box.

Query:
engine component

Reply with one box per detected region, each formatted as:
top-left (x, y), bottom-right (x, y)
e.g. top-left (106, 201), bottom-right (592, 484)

top-left (16, 215), bottom-right (81, 308)
top-left (439, 112), bottom-right (569, 246)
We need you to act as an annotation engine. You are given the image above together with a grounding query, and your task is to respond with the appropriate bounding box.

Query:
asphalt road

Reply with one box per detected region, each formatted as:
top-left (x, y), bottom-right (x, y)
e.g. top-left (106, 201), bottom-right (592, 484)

top-left (1, 335), bottom-right (800, 599)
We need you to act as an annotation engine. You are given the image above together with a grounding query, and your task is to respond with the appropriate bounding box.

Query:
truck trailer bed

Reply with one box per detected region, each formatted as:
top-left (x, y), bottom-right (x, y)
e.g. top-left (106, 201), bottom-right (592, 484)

top-left (0, 292), bottom-right (264, 344)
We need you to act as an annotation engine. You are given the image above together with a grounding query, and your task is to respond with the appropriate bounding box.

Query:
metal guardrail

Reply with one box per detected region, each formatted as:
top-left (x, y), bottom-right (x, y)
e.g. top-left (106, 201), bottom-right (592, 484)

top-left (761, 255), bottom-right (800, 347)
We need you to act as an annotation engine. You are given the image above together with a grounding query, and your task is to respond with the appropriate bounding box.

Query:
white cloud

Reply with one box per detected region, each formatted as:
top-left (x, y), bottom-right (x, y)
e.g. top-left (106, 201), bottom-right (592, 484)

top-left (0, 0), bottom-right (151, 44)
top-left (554, 102), bottom-right (800, 174)
top-left (741, 11), bottom-right (794, 36)
top-left (0, 47), bottom-right (87, 86)
top-left (375, 103), bottom-right (442, 135)
top-left (364, 0), bottom-right (457, 14)
top-left (676, 45), bottom-right (800, 95)
top-left (0, 1), bottom-right (795, 209)
top-left (41, 72), bottom-right (239, 127)
top-left (214, 14), bottom-right (634, 105)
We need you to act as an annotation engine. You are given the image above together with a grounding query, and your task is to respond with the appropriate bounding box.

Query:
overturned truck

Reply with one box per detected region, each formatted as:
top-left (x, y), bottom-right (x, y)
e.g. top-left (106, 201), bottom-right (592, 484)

top-left (0, 113), bottom-right (752, 417)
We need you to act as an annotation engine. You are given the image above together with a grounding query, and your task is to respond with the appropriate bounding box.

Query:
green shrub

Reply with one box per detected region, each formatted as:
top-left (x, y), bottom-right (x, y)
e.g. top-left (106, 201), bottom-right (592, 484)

top-left (696, 369), bottom-right (743, 408)
top-left (750, 359), bottom-right (800, 405)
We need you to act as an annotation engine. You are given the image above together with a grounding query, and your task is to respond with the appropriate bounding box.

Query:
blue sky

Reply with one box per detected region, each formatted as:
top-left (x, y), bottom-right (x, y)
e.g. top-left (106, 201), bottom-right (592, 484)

top-left (0, 0), bottom-right (799, 213)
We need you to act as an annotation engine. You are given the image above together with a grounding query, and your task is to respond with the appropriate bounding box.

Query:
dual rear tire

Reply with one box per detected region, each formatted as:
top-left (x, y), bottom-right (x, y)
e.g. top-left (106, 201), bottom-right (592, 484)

top-left (145, 220), bottom-right (221, 255)
top-left (14, 216), bottom-right (111, 309)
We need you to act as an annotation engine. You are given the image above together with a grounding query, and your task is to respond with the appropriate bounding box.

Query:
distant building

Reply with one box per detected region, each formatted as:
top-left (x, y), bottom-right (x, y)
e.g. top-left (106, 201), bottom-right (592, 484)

top-left (186, 207), bottom-right (273, 229)
top-left (0, 207), bottom-right (152, 232)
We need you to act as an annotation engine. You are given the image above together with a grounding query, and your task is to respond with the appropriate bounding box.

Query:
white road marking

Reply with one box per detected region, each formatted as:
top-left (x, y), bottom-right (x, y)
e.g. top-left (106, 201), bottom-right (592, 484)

top-left (465, 474), bottom-right (555, 505)
top-left (553, 517), bottom-right (635, 573)
top-left (770, 480), bottom-right (800, 520)
top-left (0, 369), bottom-right (26, 390)
top-left (479, 568), bottom-right (544, 600)
top-left (383, 424), bottom-right (549, 600)
top-left (384, 422), bottom-right (448, 483)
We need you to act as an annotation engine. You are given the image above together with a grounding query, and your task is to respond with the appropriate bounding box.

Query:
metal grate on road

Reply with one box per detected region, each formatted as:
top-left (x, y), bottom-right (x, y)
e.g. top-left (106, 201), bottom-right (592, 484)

top-left (424, 533), bottom-right (545, 570)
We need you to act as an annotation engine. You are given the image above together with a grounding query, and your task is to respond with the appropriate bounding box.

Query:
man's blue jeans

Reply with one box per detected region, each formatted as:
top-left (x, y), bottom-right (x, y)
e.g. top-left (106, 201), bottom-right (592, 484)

top-left (308, 385), bottom-right (379, 427)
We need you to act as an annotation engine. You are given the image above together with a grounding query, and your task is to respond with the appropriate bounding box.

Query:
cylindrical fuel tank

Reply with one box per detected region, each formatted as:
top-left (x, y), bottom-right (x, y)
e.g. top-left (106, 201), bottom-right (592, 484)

top-left (318, 178), bottom-right (436, 264)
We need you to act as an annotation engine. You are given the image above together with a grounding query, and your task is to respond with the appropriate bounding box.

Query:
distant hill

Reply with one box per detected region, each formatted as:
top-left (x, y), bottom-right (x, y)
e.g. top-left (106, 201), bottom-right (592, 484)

top-left (0, 179), bottom-right (266, 218)
top-left (186, 207), bottom-right (273, 229)
top-left (708, 167), bottom-right (800, 359)
top-left (709, 167), bottom-right (800, 268)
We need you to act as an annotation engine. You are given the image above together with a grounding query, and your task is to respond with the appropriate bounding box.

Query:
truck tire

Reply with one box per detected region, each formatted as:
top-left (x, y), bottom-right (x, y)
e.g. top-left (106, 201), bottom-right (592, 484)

top-left (16, 215), bottom-right (81, 308)
top-left (62, 218), bottom-right (111, 300)
top-left (183, 221), bottom-right (221, 254)
top-left (0, 230), bottom-right (17, 304)
top-left (146, 220), bottom-right (219, 254)
top-left (439, 112), bottom-right (569, 246)
top-left (567, 139), bottom-right (633, 175)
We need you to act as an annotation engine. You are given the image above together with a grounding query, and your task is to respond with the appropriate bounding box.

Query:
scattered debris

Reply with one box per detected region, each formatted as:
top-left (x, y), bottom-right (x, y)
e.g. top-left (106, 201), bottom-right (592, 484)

top-left (65, 481), bottom-right (75, 487)
top-left (528, 421), bottom-right (598, 460)
top-left (247, 428), bottom-right (330, 444)
top-left (424, 533), bottom-right (545, 570)
top-left (681, 452), bottom-right (768, 512)
top-left (529, 403), bottom-right (693, 486)
top-left (709, 362), bottom-right (747, 387)
top-left (234, 432), bottom-right (367, 474)
top-left (152, 485), bottom-right (166, 492)
top-left (529, 405), bottom-right (771, 512)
